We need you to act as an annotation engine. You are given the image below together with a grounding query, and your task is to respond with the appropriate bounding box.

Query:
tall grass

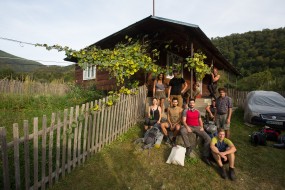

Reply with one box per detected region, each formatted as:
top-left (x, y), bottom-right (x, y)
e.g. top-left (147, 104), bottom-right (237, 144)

top-left (0, 84), bottom-right (104, 140)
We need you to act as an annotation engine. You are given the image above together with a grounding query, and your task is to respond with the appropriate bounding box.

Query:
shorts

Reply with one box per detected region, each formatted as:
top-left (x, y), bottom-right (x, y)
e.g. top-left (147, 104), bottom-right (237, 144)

top-left (144, 118), bottom-right (158, 126)
top-left (216, 114), bottom-right (230, 130)
top-left (155, 90), bottom-right (166, 99)
top-left (163, 122), bottom-right (181, 132)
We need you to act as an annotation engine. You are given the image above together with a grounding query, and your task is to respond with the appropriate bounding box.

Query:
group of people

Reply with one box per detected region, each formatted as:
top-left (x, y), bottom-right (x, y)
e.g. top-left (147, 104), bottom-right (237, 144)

top-left (144, 69), bottom-right (237, 180)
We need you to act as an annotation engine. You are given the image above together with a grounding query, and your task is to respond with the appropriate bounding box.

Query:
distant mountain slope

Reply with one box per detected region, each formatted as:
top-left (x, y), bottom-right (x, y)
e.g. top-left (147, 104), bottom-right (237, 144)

top-left (211, 27), bottom-right (285, 77)
top-left (0, 50), bottom-right (44, 72)
top-left (211, 27), bottom-right (285, 90)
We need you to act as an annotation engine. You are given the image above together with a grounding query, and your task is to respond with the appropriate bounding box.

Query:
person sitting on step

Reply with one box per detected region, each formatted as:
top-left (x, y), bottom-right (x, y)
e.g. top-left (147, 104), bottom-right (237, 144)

top-left (160, 97), bottom-right (183, 145)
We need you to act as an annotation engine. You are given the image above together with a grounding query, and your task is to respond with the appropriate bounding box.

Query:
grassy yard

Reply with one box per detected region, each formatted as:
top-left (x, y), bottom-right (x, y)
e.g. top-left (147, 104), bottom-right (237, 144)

top-left (0, 85), bottom-right (104, 140)
top-left (49, 109), bottom-right (285, 190)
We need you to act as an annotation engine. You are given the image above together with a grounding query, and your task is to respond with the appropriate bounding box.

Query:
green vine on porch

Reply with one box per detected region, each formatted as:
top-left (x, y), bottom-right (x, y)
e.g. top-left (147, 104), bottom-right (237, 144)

top-left (185, 51), bottom-right (212, 81)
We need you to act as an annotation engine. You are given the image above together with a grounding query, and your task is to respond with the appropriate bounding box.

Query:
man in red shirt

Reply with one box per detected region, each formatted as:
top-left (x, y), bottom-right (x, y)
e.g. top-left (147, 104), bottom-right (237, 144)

top-left (180, 98), bottom-right (211, 165)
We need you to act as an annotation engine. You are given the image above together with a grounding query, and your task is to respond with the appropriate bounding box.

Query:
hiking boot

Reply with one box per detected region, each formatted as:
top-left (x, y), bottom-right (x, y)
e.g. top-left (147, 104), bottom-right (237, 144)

top-left (229, 167), bottom-right (236, 181)
top-left (171, 136), bottom-right (177, 146)
top-left (185, 147), bottom-right (192, 157)
top-left (202, 156), bottom-right (211, 166)
top-left (219, 166), bottom-right (227, 179)
top-left (165, 136), bottom-right (171, 144)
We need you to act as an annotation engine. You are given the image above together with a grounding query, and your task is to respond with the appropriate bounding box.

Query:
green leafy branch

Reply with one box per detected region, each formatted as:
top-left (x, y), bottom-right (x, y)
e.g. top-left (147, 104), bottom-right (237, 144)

top-left (185, 52), bottom-right (211, 81)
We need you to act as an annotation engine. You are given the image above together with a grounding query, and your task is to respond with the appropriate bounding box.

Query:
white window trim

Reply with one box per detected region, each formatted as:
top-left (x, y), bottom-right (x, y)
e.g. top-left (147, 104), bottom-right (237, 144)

top-left (166, 51), bottom-right (184, 79)
top-left (83, 63), bottom-right (96, 80)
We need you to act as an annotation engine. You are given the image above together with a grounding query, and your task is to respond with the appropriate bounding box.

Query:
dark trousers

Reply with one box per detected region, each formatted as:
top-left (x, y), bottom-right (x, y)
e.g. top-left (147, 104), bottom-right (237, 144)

top-left (180, 126), bottom-right (211, 157)
top-left (208, 83), bottom-right (217, 99)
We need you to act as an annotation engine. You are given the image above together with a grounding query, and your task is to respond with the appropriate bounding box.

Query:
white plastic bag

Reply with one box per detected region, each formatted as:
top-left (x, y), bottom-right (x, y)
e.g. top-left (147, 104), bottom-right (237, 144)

top-left (166, 145), bottom-right (186, 166)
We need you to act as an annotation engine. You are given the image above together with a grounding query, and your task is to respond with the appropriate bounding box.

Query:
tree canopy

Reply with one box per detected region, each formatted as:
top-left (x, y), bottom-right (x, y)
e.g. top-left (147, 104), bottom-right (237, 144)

top-left (211, 27), bottom-right (285, 90)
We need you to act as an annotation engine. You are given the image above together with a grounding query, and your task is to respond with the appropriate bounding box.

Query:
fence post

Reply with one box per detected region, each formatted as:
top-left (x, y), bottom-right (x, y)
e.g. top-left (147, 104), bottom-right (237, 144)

top-left (13, 124), bottom-right (21, 190)
top-left (0, 127), bottom-right (10, 190)
top-left (41, 115), bottom-right (47, 190)
top-left (23, 120), bottom-right (30, 190)
top-left (33, 118), bottom-right (39, 190)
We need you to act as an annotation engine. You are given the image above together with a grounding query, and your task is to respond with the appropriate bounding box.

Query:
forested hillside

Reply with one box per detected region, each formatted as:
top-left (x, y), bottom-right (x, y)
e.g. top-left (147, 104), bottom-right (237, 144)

top-left (0, 50), bottom-right (75, 83)
top-left (0, 50), bottom-right (44, 72)
top-left (211, 27), bottom-right (285, 90)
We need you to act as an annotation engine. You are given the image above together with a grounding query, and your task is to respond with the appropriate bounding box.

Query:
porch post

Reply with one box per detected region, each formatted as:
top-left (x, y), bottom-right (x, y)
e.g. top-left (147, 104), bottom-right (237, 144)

top-left (190, 42), bottom-right (194, 97)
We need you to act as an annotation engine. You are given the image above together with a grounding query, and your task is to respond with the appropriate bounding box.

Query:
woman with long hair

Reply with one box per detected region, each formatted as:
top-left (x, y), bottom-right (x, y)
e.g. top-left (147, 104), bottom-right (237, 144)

top-left (153, 73), bottom-right (166, 112)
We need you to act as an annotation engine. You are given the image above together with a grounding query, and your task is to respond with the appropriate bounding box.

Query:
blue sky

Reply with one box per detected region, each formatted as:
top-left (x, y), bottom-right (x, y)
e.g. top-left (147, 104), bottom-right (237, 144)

top-left (0, 0), bottom-right (284, 66)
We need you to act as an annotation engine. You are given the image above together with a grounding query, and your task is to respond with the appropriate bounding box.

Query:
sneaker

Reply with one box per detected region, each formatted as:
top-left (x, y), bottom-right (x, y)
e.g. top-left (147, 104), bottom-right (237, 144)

top-left (185, 147), bottom-right (192, 157)
top-left (202, 157), bottom-right (211, 166)
top-left (229, 167), bottom-right (236, 181)
top-left (219, 166), bottom-right (227, 179)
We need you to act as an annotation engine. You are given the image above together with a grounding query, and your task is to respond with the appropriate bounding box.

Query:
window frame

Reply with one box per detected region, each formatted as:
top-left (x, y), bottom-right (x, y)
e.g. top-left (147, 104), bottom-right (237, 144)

top-left (166, 51), bottom-right (184, 79)
top-left (83, 63), bottom-right (96, 80)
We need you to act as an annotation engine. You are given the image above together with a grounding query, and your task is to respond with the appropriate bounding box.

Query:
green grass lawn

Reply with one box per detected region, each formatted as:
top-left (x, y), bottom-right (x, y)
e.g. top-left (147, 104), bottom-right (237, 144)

top-left (50, 109), bottom-right (285, 190)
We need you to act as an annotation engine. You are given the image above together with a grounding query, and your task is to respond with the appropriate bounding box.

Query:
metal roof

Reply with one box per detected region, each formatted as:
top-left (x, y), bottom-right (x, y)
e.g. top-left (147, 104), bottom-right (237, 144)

top-left (72, 15), bottom-right (240, 75)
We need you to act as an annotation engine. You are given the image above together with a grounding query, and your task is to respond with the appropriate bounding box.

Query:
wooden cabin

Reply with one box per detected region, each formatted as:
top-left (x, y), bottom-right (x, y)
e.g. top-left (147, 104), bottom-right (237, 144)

top-left (71, 16), bottom-right (240, 97)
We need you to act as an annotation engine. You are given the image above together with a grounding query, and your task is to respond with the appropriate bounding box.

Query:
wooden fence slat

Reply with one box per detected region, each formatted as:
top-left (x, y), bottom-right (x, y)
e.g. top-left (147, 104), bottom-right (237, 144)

top-left (103, 99), bottom-right (109, 148)
top-left (87, 102), bottom-right (94, 157)
top-left (90, 100), bottom-right (97, 155)
top-left (41, 115), bottom-right (47, 190)
top-left (0, 127), bottom-right (10, 190)
top-left (82, 102), bottom-right (89, 163)
top-left (110, 100), bottom-right (118, 142)
top-left (48, 113), bottom-right (55, 188)
top-left (98, 99), bottom-right (105, 151)
top-left (77, 104), bottom-right (85, 165)
top-left (61, 109), bottom-right (68, 178)
top-left (55, 113), bottom-right (61, 182)
top-left (73, 105), bottom-right (79, 169)
top-left (67, 107), bottom-right (74, 173)
top-left (72, 106), bottom-right (79, 167)
top-left (23, 120), bottom-right (30, 190)
top-left (13, 124), bottom-right (21, 190)
top-left (105, 105), bottom-right (111, 145)
top-left (95, 100), bottom-right (102, 152)
top-left (33, 118), bottom-right (39, 190)
top-left (87, 114), bottom-right (92, 158)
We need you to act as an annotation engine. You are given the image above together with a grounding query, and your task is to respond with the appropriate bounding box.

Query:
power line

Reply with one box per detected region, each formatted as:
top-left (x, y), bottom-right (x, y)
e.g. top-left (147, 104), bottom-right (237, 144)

top-left (0, 37), bottom-right (36, 46)
top-left (0, 56), bottom-right (72, 65)
top-left (0, 36), bottom-right (73, 65)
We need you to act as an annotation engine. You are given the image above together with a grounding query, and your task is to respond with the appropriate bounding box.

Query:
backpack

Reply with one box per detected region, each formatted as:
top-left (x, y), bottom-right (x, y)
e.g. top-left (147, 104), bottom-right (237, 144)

top-left (261, 127), bottom-right (280, 142)
top-left (250, 131), bottom-right (267, 146)
top-left (204, 121), bottom-right (217, 134)
top-left (134, 125), bottom-right (163, 149)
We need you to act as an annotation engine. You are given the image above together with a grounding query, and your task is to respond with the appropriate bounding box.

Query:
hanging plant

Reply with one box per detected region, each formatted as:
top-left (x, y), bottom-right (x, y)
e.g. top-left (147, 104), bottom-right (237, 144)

top-left (185, 52), bottom-right (211, 81)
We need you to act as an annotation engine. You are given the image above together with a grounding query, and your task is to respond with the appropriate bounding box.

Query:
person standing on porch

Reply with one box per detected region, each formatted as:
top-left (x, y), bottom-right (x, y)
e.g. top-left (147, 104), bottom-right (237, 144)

top-left (215, 88), bottom-right (232, 138)
top-left (153, 73), bottom-right (166, 113)
top-left (168, 70), bottom-right (188, 108)
top-left (207, 67), bottom-right (220, 100)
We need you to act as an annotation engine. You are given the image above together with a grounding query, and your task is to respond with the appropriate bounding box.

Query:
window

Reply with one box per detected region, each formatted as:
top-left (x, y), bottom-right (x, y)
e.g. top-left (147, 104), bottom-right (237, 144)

top-left (83, 64), bottom-right (96, 80)
top-left (166, 51), bottom-right (184, 79)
